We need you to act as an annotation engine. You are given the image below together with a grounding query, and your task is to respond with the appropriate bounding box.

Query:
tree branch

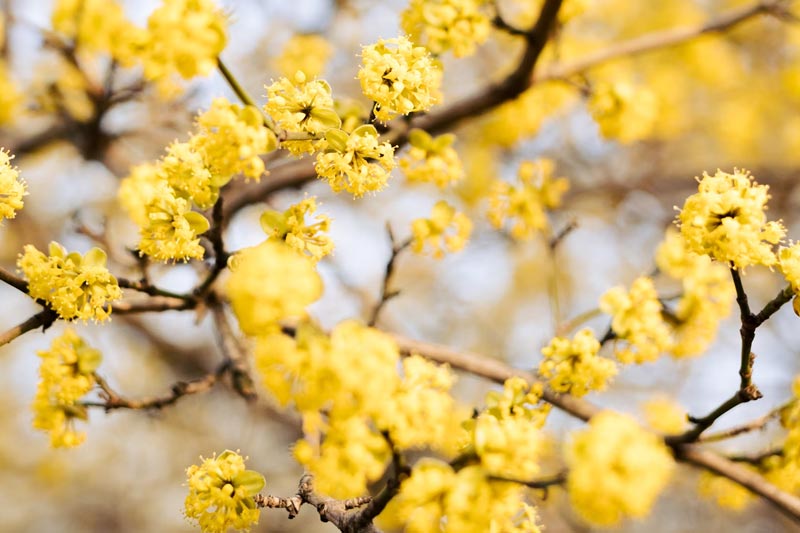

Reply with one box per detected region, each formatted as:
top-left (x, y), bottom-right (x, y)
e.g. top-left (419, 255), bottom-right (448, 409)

top-left (368, 226), bottom-right (411, 327)
top-left (86, 368), bottom-right (222, 411)
top-left (0, 308), bottom-right (58, 347)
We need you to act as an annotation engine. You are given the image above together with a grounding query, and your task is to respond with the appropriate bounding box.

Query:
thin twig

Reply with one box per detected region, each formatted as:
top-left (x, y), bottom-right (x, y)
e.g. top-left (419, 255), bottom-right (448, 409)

top-left (87, 368), bottom-right (223, 411)
top-left (0, 265), bottom-right (28, 294)
top-left (194, 199), bottom-right (229, 298)
top-left (0, 309), bottom-right (58, 347)
top-left (368, 226), bottom-right (411, 327)
top-left (210, 299), bottom-right (257, 400)
top-left (217, 57), bottom-right (278, 133)
top-left (698, 403), bottom-right (785, 443)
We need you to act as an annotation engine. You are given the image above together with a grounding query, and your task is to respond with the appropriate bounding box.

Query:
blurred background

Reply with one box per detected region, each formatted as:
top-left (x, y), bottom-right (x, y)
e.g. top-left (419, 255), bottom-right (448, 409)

top-left (1, 0), bottom-right (800, 531)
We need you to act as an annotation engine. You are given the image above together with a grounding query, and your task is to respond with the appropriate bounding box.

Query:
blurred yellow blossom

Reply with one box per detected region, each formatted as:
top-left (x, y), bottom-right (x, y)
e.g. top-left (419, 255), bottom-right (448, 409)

top-left (18, 243), bottom-right (122, 322)
top-left (488, 158), bottom-right (569, 240)
top-left (600, 276), bottom-right (673, 364)
top-left (678, 169), bottom-right (784, 270)
top-left (539, 328), bottom-right (617, 397)
top-left (588, 81), bottom-right (660, 143)
top-left (274, 34), bottom-right (332, 79)
top-left (185, 450), bottom-right (265, 533)
top-left (358, 36), bottom-right (442, 121)
top-left (32, 330), bottom-right (101, 448)
top-left (411, 200), bottom-right (472, 258)
top-left (400, 129), bottom-right (464, 188)
top-left (698, 471), bottom-right (755, 511)
top-left (0, 148), bottom-right (25, 222)
top-left (400, 0), bottom-right (490, 57)
top-left (566, 411), bottom-right (674, 526)
top-left (642, 396), bottom-right (687, 435)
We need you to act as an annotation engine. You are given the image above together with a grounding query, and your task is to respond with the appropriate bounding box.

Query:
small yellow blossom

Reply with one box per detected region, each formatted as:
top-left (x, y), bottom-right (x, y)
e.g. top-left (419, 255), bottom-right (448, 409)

top-left (138, 182), bottom-right (210, 261)
top-left (259, 197), bottom-right (333, 261)
top-left (19, 243), bottom-right (122, 322)
top-left (642, 396), bottom-right (687, 435)
top-left (566, 411), bottom-right (675, 526)
top-left (698, 471), bottom-right (755, 511)
top-left (600, 276), bottom-right (673, 364)
top-left (401, 0), bottom-right (490, 57)
top-left (274, 34), bottom-right (332, 79)
top-left (192, 98), bottom-right (277, 181)
top-left (264, 71), bottom-right (341, 155)
top-left (160, 141), bottom-right (218, 209)
top-left (32, 330), bottom-right (101, 448)
top-left (315, 125), bottom-right (395, 197)
top-left (779, 242), bottom-right (800, 294)
top-left (539, 328), bottom-right (617, 397)
top-left (227, 241), bottom-right (323, 336)
top-left (185, 450), bottom-right (265, 533)
top-left (0, 61), bottom-right (21, 125)
top-left (142, 0), bottom-right (227, 88)
top-left (678, 169), bottom-right (785, 270)
top-left (588, 81), bottom-right (659, 143)
top-left (656, 228), bottom-right (735, 357)
top-left (411, 201), bottom-right (472, 258)
top-left (0, 148), bottom-right (25, 222)
top-left (51, 0), bottom-right (145, 65)
top-left (488, 158), bottom-right (569, 240)
top-left (358, 36), bottom-right (442, 122)
top-left (118, 162), bottom-right (163, 227)
top-left (400, 129), bottom-right (464, 188)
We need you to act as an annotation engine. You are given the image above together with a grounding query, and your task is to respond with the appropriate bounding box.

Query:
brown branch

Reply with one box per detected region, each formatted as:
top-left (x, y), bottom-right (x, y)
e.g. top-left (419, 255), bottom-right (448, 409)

top-left (117, 277), bottom-right (192, 300)
top-left (490, 471), bottom-right (567, 490)
top-left (0, 308), bottom-right (58, 347)
top-left (679, 446), bottom-right (800, 524)
top-left (112, 297), bottom-right (196, 314)
top-left (0, 265), bottom-right (28, 294)
top-left (698, 404), bottom-right (785, 443)
top-left (86, 368), bottom-right (222, 411)
top-left (537, 0), bottom-right (788, 82)
top-left (194, 198), bottom-right (229, 297)
top-left (368, 227), bottom-right (411, 327)
top-left (210, 299), bottom-right (257, 401)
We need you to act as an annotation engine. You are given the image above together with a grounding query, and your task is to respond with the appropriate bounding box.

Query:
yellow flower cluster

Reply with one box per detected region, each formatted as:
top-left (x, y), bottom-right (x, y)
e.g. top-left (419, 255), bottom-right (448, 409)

top-left (32, 330), bottom-right (101, 448)
top-left (18, 243), bottom-right (122, 322)
top-left (678, 169), bottom-right (785, 270)
top-left (698, 471), bottom-right (755, 511)
top-left (315, 125), bottom-right (396, 197)
top-left (389, 460), bottom-right (541, 533)
top-left (539, 328), bottom-right (617, 397)
top-left (779, 243), bottom-right (800, 294)
top-left (642, 396), bottom-right (687, 435)
top-left (400, 0), bottom-right (490, 57)
top-left (142, 0), bottom-right (227, 91)
top-left (0, 60), bottom-right (21, 125)
top-left (566, 411), bottom-right (675, 526)
top-left (227, 241), bottom-right (323, 336)
top-left (655, 228), bottom-right (735, 357)
top-left (600, 276), bottom-right (672, 364)
top-left (120, 97), bottom-right (276, 261)
top-left (761, 377), bottom-right (800, 495)
top-left (400, 129), bottom-right (464, 188)
top-left (468, 377), bottom-right (549, 480)
top-left (0, 148), bottom-right (25, 222)
top-left (255, 322), bottom-right (458, 497)
top-left (488, 158), bottom-right (569, 240)
top-left (587, 81), bottom-right (659, 143)
top-left (259, 197), bottom-right (333, 261)
top-left (192, 98), bottom-right (277, 181)
top-left (185, 450), bottom-right (265, 533)
top-left (411, 200), bottom-right (472, 259)
top-left (358, 36), bottom-right (442, 122)
top-left (274, 34), bottom-right (332, 79)
top-left (52, 0), bottom-right (226, 95)
top-left (264, 71), bottom-right (340, 155)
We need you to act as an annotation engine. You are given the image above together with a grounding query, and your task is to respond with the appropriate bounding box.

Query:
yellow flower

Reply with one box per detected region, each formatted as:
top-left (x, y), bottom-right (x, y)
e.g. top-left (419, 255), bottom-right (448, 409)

top-left (678, 169), bottom-right (785, 270)
top-left (358, 36), bottom-right (442, 122)
top-left (0, 61), bottom-right (21, 125)
top-left (142, 0), bottom-right (227, 88)
top-left (227, 241), bottom-right (323, 336)
top-left (488, 158), bottom-right (569, 240)
top-left (655, 228), bottom-right (735, 357)
top-left (566, 411), bottom-right (674, 526)
top-left (600, 276), bottom-right (673, 364)
top-left (274, 34), bottom-right (332, 79)
top-left (411, 200), bottom-right (472, 258)
top-left (401, 0), bottom-right (490, 57)
top-left (118, 162), bottom-right (164, 227)
top-left (400, 129), bottom-right (464, 188)
top-left (539, 328), bottom-right (617, 397)
top-left (259, 197), bottom-right (333, 261)
top-left (587, 81), bottom-right (659, 143)
top-left (698, 471), bottom-right (755, 511)
top-left (18, 243), bottom-right (122, 322)
top-left (138, 181), bottom-right (210, 262)
top-left (779, 242), bottom-right (800, 293)
top-left (264, 71), bottom-right (341, 155)
top-left (0, 148), bottom-right (25, 222)
top-left (315, 125), bottom-right (395, 197)
top-left (160, 141), bottom-right (218, 209)
top-left (642, 396), bottom-right (687, 435)
top-left (32, 330), bottom-right (102, 448)
top-left (185, 450), bottom-right (265, 533)
top-left (192, 98), bottom-right (277, 182)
